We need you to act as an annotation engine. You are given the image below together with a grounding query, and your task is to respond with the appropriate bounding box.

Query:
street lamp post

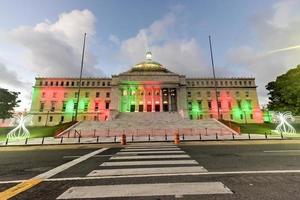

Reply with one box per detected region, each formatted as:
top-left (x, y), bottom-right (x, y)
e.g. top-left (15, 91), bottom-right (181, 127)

top-left (74, 33), bottom-right (87, 122)
top-left (209, 36), bottom-right (220, 120)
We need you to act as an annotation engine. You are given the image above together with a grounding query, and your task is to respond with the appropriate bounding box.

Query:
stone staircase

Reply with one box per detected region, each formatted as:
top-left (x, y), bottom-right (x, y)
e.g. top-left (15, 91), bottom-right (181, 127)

top-left (61, 112), bottom-right (237, 137)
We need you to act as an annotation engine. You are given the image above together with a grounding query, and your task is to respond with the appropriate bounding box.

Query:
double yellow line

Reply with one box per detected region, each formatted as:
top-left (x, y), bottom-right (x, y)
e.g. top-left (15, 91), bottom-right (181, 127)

top-left (0, 179), bottom-right (42, 200)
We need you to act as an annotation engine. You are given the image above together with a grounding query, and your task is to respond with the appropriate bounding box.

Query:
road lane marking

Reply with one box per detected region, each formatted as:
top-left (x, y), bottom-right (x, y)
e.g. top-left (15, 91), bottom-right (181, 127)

top-left (87, 166), bottom-right (207, 176)
top-left (63, 154), bottom-right (113, 159)
top-left (111, 154), bottom-right (190, 160)
top-left (121, 148), bottom-right (181, 151)
top-left (263, 150), bottom-right (300, 153)
top-left (116, 150), bottom-right (185, 155)
top-left (0, 148), bottom-right (108, 200)
top-left (3, 169), bottom-right (300, 184)
top-left (100, 160), bottom-right (199, 166)
top-left (57, 182), bottom-right (232, 199)
top-left (0, 179), bottom-right (42, 200)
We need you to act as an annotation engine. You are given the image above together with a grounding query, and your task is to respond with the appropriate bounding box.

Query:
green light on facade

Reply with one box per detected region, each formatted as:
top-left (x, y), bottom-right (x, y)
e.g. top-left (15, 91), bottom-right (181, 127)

top-left (66, 100), bottom-right (74, 113)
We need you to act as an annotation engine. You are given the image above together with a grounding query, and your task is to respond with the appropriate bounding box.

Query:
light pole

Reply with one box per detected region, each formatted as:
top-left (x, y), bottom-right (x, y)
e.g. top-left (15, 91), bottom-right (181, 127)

top-left (74, 33), bottom-right (87, 121)
top-left (209, 36), bottom-right (220, 120)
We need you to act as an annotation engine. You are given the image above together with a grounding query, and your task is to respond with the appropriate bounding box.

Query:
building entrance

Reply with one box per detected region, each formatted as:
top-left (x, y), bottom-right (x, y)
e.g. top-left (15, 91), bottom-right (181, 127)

top-left (130, 105), bottom-right (135, 112)
top-left (147, 105), bottom-right (152, 112)
top-left (139, 104), bottom-right (143, 112)
top-left (155, 104), bottom-right (160, 112)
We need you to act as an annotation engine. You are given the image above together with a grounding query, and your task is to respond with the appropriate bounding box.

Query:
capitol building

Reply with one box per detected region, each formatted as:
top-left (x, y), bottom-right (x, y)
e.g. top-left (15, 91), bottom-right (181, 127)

top-left (29, 52), bottom-right (263, 126)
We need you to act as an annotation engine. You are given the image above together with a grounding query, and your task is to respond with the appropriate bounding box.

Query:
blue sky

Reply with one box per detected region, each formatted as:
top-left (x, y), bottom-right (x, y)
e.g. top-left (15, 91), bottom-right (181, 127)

top-left (1, 0), bottom-right (300, 110)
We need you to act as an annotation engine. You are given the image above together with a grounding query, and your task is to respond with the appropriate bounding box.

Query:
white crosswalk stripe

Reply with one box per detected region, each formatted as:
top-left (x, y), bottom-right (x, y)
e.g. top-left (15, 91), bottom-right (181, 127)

top-left (57, 144), bottom-right (232, 199)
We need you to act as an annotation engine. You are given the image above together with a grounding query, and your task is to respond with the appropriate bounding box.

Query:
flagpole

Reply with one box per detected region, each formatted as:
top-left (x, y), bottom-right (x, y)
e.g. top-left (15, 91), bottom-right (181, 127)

top-left (74, 33), bottom-right (87, 121)
top-left (209, 35), bottom-right (220, 120)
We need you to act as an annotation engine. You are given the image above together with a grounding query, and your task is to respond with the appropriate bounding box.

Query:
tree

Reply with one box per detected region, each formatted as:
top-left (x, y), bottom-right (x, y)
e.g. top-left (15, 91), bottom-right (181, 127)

top-left (266, 65), bottom-right (300, 115)
top-left (0, 88), bottom-right (20, 119)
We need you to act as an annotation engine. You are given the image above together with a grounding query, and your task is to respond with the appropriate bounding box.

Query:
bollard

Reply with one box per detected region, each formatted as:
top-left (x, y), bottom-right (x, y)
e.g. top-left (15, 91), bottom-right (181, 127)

top-left (174, 130), bottom-right (180, 145)
top-left (5, 138), bottom-right (8, 145)
top-left (215, 133), bottom-right (218, 140)
top-left (265, 132), bottom-right (268, 139)
top-left (148, 134), bottom-right (151, 141)
top-left (132, 134), bottom-right (134, 142)
top-left (248, 133), bottom-right (251, 140)
top-left (182, 134), bottom-right (185, 141)
top-left (114, 135), bottom-right (116, 143)
top-left (280, 132), bottom-right (283, 140)
top-left (97, 136), bottom-right (99, 143)
top-left (232, 133), bottom-right (235, 140)
top-left (41, 137), bottom-right (45, 145)
top-left (121, 134), bottom-right (126, 145)
top-left (25, 138), bottom-right (28, 145)
top-left (199, 134), bottom-right (202, 141)
top-left (78, 136), bottom-right (81, 143)
top-left (60, 137), bottom-right (63, 144)
top-left (165, 134), bottom-right (167, 141)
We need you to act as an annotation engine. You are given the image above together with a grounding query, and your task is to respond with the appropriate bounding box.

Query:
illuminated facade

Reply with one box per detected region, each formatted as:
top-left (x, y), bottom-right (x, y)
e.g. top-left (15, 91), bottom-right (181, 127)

top-left (29, 52), bottom-right (263, 126)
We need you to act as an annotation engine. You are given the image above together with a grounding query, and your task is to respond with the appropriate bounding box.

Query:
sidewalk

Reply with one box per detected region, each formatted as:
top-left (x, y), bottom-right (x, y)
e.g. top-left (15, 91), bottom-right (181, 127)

top-left (1, 133), bottom-right (299, 146)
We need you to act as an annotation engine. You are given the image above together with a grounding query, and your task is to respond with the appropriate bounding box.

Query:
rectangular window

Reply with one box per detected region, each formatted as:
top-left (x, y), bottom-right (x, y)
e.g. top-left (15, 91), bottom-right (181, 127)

top-left (87, 81), bottom-right (90, 86)
top-left (226, 91), bottom-right (230, 97)
top-left (105, 102), bottom-right (110, 109)
top-left (197, 100), bottom-right (202, 109)
top-left (71, 81), bottom-right (75, 86)
top-left (197, 91), bottom-right (201, 97)
top-left (230, 114), bottom-right (233, 120)
top-left (84, 102), bottom-right (88, 112)
top-left (208, 101), bottom-right (212, 110)
top-left (92, 82), bottom-right (95, 86)
top-left (217, 101), bottom-right (221, 109)
top-left (74, 102), bottom-right (78, 110)
top-left (38, 116), bottom-right (42, 122)
top-left (45, 81), bottom-right (48, 86)
top-left (42, 92), bottom-right (46, 98)
top-left (97, 82), bottom-right (100, 86)
top-left (188, 101), bottom-right (192, 109)
top-left (50, 81), bottom-right (53, 86)
top-left (39, 81), bottom-right (43, 86)
top-left (56, 81), bottom-right (59, 86)
top-left (96, 92), bottom-right (100, 98)
top-left (66, 82), bottom-right (69, 86)
top-left (94, 102), bottom-right (99, 111)
top-left (108, 82), bottom-right (111, 86)
top-left (49, 116), bottom-right (53, 122)
top-left (187, 91), bottom-right (191, 98)
top-left (61, 116), bottom-right (64, 122)
top-left (62, 101), bottom-right (66, 112)
top-left (237, 100), bottom-right (242, 109)
top-left (250, 114), bottom-right (253, 119)
top-left (85, 92), bottom-right (89, 98)
top-left (81, 81), bottom-right (85, 86)
top-left (106, 92), bottom-right (110, 98)
top-left (102, 82), bottom-right (105, 86)
top-left (236, 91), bottom-right (240, 97)
top-left (245, 91), bottom-right (249, 97)
top-left (39, 102), bottom-right (44, 112)
top-left (50, 101), bottom-right (56, 112)
top-left (75, 92), bottom-right (78, 98)
top-left (206, 91), bottom-right (211, 98)
top-left (217, 91), bottom-right (220, 97)
top-left (228, 101), bottom-right (232, 109)
top-left (240, 114), bottom-right (243, 120)
top-left (60, 81), bottom-right (64, 86)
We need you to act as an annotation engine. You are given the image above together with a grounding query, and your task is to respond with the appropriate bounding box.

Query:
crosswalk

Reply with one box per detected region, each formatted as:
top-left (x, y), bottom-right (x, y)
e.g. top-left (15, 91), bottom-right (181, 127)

top-left (57, 143), bottom-right (232, 199)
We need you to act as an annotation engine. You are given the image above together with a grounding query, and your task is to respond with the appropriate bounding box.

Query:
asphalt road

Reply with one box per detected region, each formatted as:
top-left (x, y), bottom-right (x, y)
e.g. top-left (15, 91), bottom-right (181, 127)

top-left (0, 141), bottom-right (300, 200)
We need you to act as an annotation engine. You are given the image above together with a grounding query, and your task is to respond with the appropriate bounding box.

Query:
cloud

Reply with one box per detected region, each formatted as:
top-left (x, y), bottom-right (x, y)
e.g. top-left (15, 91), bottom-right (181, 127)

top-left (225, 0), bottom-right (300, 105)
top-left (118, 9), bottom-right (211, 76)
top-left (0, 62), bottom-right (26, 87)
top-left (9, 9), bottom-right (102, 77)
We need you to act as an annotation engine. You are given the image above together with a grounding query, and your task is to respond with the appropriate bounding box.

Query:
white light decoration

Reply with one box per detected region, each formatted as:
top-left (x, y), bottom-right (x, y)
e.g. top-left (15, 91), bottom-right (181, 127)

top-left (273, 111), bottom-right (296, 134)
top-left (7, 114), bottom-right (32, 140)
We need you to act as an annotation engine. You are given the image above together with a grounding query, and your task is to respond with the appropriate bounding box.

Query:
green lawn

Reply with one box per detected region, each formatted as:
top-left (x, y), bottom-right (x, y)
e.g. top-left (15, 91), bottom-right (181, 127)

top-left (0, 122), bottom-right (74, 141)
top-left (238, 123), bottom-right (300, 134)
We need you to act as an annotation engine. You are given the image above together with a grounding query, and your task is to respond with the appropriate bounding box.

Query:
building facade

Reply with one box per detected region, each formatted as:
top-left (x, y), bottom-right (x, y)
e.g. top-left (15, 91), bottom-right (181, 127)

top-left (29, 52), bottom-right (263, 126)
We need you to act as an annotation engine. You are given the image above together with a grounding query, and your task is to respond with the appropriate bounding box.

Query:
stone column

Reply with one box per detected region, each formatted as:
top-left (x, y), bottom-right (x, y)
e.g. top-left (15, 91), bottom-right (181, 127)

top-left (152, 87), bottom-right (154, 112)
top-left (160, 88), bottom-right (163, 112)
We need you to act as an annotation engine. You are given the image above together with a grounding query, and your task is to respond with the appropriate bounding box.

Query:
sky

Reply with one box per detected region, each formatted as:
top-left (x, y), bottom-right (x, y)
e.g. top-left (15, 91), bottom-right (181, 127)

top-left (1, 0), bottom-right (300, 111)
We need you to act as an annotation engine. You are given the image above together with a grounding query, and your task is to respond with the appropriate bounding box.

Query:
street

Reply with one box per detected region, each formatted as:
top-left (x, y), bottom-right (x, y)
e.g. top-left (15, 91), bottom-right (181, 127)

top-left (0, 141), bottom-right (300, 199)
